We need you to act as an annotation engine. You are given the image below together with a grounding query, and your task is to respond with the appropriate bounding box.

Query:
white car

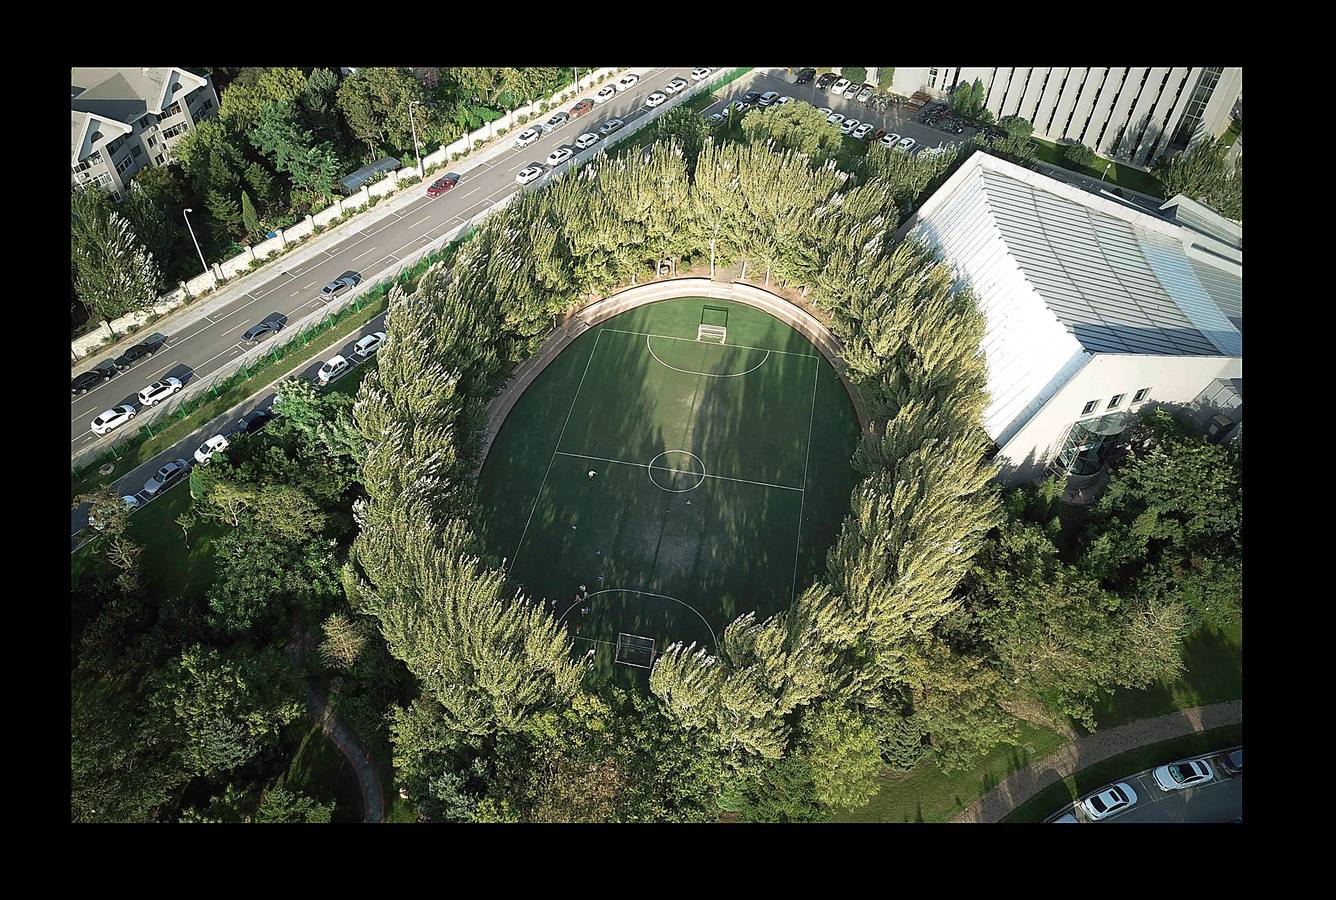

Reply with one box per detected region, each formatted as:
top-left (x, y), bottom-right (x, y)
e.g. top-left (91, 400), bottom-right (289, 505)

top-left (690, 67), bottom-right (712, 81)
top-left (575, 132), bottom-right (600, 150)
top-left (516, 164), bottom-right (545, 185)
top-left (777, 96), bottom-right (793, 106)
top-left (1153, 758), bottom-right (1215, 792)
top-left (89, 495), bottom-right (140, 531)
top-left (664, 77), bottom-right (689, 94)
top-left (853, 122), bottom-right (874, 139)
top-left (593, 85), bottom-right (617, 104)
top-left (91, 404), bottom-right (137, 436)
top-left (615, 73), bottom-right (640, 92)
top-left (1051, 812), bottom-right (1079, 824)
top-left (758, 91), bottom-right (780, 108)
top-left (137, 377), bottom-right (183, 407)
top-left (194, 434), bottom-right (229, 465)
top-left (816, 107), bottom-right (833, 117)
top-left (353, 332), bottom-right (385, 358)
top-left (144, 458), bottom-right (189, 496)
top-left (1081, 782), bottom-right (1138, 820)
top-left (896, 137), bottom-right (917, 153)
top-left (547, 147), bottom-right (574, 167)
top-left (840, 118), bottom-right (860, 135)
top-left (317, 354), bottom-right (349, 386)
top-left (830, 78), bottom-right (852, 95)
top-left (645, 91), bottom-right (668, 109)
top-left (843, 82), bottom-right (860, 99)
top-left (513, 127), bottom-right (541, 149)
top-left (880, 132), bottom-right (901, 148)
top-left (826, 112), bottom-right (845, 126)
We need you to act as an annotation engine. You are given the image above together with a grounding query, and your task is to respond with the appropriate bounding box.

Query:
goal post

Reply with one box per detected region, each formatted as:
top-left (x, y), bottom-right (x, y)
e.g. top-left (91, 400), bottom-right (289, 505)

top-left (614, 633), bottom-right (656, 669)
top-left (699, 304), bottom-right (729, 344)
top-left (697, 324), bottom-right (727, 344)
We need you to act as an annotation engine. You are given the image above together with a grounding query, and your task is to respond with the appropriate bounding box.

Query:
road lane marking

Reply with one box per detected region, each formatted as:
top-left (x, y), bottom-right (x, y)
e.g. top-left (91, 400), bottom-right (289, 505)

top-left (351, 245), bottom-right (382, 262)
top-left (406, 214), bottom-right (433, 230)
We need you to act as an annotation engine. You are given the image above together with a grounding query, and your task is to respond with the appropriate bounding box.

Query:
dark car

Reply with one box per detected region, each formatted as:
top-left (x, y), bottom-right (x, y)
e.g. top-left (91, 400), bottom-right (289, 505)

top-left (816, 72), bottom-right (838, 90)
top-left (70, 360), bottom-right (120, 395)
top-left (426, 173), bottom-right (460, 197)
top-left (242, 321), bottom-right (283, 343)
top-left (113, 340), bottom-right (161, 371)
top-left (569, 98), bottom-right (594, 119)
top-left (321, 271), bottom-right (362, 299)
top-left (1217, 748), bottom-right (1243, 776)
top-left (743, 89), bottom-right (763, 105)
top-left (239, 407), bottom-right (275, 435)
top-left (873, 127), bottom-right (887, 141)
top-left (796, 68), bottom-right (816, 84)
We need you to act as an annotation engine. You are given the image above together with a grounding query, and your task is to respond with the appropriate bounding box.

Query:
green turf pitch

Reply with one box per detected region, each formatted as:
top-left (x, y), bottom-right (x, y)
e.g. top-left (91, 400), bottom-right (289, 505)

top-left (476, 298), bottom-right (861, 677)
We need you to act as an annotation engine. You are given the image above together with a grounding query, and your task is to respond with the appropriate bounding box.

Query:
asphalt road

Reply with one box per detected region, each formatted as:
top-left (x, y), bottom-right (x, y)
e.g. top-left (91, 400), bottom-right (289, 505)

top-left (70, 66), bottom-right (698, 457)
top-left (1049, 748), bottom-right (1243, 824)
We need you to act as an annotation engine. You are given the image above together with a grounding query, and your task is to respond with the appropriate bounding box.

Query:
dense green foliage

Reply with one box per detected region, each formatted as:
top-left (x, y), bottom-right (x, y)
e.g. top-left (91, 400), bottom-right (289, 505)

top-left (1152, 134), bottom-right (1242, 220)
top-left (1061, 141), bottom-right (1098, 168)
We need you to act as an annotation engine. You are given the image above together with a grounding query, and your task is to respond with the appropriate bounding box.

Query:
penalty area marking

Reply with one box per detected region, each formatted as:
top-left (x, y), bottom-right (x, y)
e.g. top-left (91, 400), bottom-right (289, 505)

top-left (644, 335), bottom-right (770, 377)
top-left (555, 588), bottom-right (720, 652)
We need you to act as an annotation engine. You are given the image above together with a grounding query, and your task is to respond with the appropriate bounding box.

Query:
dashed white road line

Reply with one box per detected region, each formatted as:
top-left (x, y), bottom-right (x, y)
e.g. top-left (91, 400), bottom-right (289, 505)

top-left (351, 245), bottom-right (381, 262)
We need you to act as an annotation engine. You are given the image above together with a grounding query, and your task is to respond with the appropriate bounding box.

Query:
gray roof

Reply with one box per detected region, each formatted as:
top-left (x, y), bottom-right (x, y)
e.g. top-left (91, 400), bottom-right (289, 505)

top-left (978, 166), bottom-right (1242, 357)
top-left (339, 158), bottom-right (401, 193)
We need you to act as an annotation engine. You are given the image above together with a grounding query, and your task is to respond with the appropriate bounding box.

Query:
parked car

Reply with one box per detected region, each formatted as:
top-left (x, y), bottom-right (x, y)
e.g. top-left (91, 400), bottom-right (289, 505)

top-left (1081, 783), bottom-right (1137, 820)
top-left (853, 122), bottom-right (873, 139)
top-left (239, 407), bottom-right (274, 435)
top-left (705, 113), bottom-right (725, 126)
top-left (321, 271), bottom-right (362, 298)
top-left (516, 164), bottom-right (545, 186)
top-left (895, 137), bottom-right (917, 153)
top-left (816, 72), bottom-right (838, 91)
top-left (317, 354), bottom-right (349, 386)
top-left (615, 73), bottom-right (640, 92)
top-left (542, 111), bottom-right (569, 133)
top-left (137, 377), bottom-right (183, 407)
top-left (731, 100), bottom-right (750, 113)
top-left (547, 147), bottom-right (574, 167)
top-left (758, 91), bottom-right (780, 108)
top-left (830, 78), bottom-right (852, 95)
top-left (575, 132), bottom-right (600, 150)
top-left (71, 361), bottom-right (120, 395)
top-left (1051, 812), bottom-right (1079, 824)
top-left (645, 91), bottom-right (668, 109)
top-left (426, 173), bottom-right (460, 197)
top-left (880, 132), bottom-right (901, 148)
top-left (664, 77), bottom-right (689, 94)
top-left (1218, 748), bottom-right (1243, 776)
top-left (840, 119), bottom-right (859, 135)
top-left (569, 99), bottom-right (594, 118)
top-left (89, 495), bottom-right (140, 531)
top-left (144, 458), bottom-right (189, 496)
top-left (194, 434), bottom-right (230, 465)
top-left (796, 68), bottom-right (816, 84)
top-left (242, 320), bottom-right (283, 343)
top-left (598, 117), bottom-right (625, 136)
top-left (112, 340), bottom-right (161, 371)
top-left (816, 107), bottom-right (833, 117)
top-left (873, 127), bottom-right (886, 141)
top-left (690, 67), bottom-right (713, 81)
top-left (1153, 758), bottom-right (1215, 792)
top-left (827, 112), bottom-right (845, 126)
top-left (514, 127), bottom-right (541, 149)
top-left (856, 84), bottom-right (875, 103)
top-left (594, 85), bottom-right (617, 104)
top-left (742, 90), bottom-right (763, 105)
top-left (90, 404), bottom-right (137, 436)
top-left (354, 332), bottom-right (386, 358)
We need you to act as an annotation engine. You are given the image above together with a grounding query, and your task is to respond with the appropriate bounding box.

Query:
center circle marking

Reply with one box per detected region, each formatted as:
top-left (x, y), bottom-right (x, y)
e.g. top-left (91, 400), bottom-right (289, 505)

top-left (647, 450), bottom-right (706, 492)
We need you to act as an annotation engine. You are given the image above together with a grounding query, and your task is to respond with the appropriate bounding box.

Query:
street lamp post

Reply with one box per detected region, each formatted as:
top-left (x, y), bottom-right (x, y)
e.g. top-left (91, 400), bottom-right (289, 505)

top-left (408, 100), bottom-right (425, 179)
top-left (182, 208), bottom-right (208, 276)
top-left (1100, 161), bottom-right (1112, 182)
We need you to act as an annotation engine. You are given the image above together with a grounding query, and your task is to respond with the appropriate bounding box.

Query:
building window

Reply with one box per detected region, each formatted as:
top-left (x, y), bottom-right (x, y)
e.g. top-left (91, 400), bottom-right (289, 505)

top-left (162, 122), bottom-right (188, 140)
top-left (1082, 400), bottom-right (1099, 415)
top-left (1108, 394), bottom-right (1125, 409)
top-left (199, 97), bottom-right (214, 113)
top-left (927, 67), bottom-right (940, 90)
top-left (130, 144), bottom-right (143, 159)
top-left (1133, 387), bottom-right (1150, 403)
top-left (115, 154), bottom-right (136, 175)
top-left (1171, 66), bottom-right (1225, 150)
top-left (165, 102), bottom-right (183, 118)
top-left (154, 154), bottom-right (166, 165)
top-left (147, 134), bottom-right (157, 148)
top-left (72, 158), bottom-right (93, 175)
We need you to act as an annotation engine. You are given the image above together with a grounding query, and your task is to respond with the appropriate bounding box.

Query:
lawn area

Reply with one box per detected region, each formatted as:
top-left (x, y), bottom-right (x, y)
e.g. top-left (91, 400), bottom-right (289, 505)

top-left (830, 723), bottom-right (1068, 823)
top-left (1084, 619), bottom-right (1242, 733)
top-left (1003, 723), bottom-right (1243, 822)
top-left (1030, 137), bottom-right (1165, 198)
top-left (1220, 120), bottom-right (1241, 151)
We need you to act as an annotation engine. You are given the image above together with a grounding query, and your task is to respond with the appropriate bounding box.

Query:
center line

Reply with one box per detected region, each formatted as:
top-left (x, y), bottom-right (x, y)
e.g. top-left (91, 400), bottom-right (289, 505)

top-left (553, 451), bottom-right (803, 493)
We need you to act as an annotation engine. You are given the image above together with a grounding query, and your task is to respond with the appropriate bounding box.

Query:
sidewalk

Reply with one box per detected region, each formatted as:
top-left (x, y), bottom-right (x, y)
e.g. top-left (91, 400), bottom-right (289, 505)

top-left (950, 699), bottom-right (1243, 823)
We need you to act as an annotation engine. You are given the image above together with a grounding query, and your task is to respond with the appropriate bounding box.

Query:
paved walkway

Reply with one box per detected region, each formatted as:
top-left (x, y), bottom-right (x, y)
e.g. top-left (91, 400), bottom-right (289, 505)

top-left (951, 699), bottom-right (1243, 823)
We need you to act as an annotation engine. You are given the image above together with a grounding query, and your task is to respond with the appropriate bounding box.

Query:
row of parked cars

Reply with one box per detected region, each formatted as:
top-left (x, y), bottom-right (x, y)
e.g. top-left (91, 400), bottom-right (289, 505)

top-left (1060, 747), bottom-right (1242, 822)
top-left (513, 69), bottom-right (714, 187)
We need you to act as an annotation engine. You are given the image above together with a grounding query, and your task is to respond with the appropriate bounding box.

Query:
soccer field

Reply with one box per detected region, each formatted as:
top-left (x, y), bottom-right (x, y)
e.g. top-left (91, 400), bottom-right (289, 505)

top-left (476, 297), bottom-right (861, 682)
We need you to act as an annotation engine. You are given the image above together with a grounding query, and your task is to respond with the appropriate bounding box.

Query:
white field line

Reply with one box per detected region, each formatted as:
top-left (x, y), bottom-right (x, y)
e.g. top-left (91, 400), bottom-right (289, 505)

top-left (553, 450), bottom-right (803, 493)
top-left (644, 334), bottom-right (769, 377)
top-left (600, 327), bottom-right (816, 358)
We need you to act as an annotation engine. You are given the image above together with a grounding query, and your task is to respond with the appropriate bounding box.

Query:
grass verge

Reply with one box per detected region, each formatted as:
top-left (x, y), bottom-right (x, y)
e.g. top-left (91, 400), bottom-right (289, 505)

top-left (1003, 723), bottom-right (1243, 822)
top-left (1030, 137), bottom-right (1165, 197)
top-left (829, 723), bottom-right (1068, 823)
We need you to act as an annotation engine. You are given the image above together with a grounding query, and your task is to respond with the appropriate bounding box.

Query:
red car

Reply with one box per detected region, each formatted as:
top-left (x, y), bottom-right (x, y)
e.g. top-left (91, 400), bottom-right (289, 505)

top-left (426, 173), bottom-right (461, 197)
top-left (569, 99), bottom-right (594, 119)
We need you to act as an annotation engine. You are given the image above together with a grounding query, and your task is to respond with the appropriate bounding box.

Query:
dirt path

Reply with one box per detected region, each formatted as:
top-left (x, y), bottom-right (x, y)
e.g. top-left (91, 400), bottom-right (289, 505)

top-left (951, 699), bottom-right (1243, 823)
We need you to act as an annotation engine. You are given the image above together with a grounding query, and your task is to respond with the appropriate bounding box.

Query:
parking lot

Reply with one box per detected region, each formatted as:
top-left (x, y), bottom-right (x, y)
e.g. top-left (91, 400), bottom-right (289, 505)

top-left (700, 69), bottom-right (979, 154)
top-left (1046, 746), bottom-right (1242, 823)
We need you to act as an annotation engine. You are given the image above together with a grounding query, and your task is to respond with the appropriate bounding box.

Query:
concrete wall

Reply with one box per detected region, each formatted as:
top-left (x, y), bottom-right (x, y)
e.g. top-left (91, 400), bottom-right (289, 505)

top-left (995, 352), bottom-right (1244, 484)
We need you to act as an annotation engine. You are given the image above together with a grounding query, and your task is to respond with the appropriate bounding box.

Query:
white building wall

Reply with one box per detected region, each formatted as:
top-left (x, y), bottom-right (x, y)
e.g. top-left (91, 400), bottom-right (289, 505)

top-left (1198, 67), bottom-right (1243, 143)
top-left (1000, 67), bottom-right (1031, 117)
top-left (1131, 67), bottom-right (1191, 166)
top-left (1031, 67), bottom-right (1070, 135)
top-left (996, 352), bottom-right (1244, 484)
top-left (1086, 68), bottom-right (1131, 153)
top-left (1060, 67), bottom-right (1106, 143)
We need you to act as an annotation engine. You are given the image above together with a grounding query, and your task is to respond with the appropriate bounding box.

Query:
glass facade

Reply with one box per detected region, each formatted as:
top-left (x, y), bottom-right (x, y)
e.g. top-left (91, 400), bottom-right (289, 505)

top-left (1171, 66), bottom-right (1223, 149)
top-left (1053, 411), bottom-right (1130, 477)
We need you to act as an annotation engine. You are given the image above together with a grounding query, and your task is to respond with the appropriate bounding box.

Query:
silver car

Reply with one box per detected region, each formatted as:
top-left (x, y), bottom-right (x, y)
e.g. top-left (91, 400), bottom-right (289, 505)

top-left (1153, 758), bottom-right (1215, 792)
top-left (1081, 782), bottom-right (1137, 820)
top-left (144, 458), bottom-right (189, 496)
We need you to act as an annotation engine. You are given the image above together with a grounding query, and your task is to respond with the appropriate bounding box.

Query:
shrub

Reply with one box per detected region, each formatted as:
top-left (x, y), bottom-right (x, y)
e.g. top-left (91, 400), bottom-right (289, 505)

top-left (1062, 141), bottom-right (1098, 168)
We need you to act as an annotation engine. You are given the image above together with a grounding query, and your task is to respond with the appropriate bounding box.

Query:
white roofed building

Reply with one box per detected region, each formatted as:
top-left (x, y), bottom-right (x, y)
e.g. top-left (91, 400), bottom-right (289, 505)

top-left (895, 151), bottom-right (1242, 488)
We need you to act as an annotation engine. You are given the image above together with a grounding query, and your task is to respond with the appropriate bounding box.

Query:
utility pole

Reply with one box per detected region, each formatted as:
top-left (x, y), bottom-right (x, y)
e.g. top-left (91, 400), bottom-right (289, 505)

top-left (182, 208), bottom-right (208, 276)
top-left (408, 100), bottom-right (425, 179)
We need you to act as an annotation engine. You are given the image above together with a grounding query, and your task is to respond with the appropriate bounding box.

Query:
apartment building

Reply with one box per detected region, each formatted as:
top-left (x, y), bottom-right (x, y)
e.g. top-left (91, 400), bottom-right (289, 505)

top-left (888, 67), bottom-right (1242, 169)
top-left (895, 151), bottom-right (1242, 487)
top-left (71, 67), bottom-right (219, 198)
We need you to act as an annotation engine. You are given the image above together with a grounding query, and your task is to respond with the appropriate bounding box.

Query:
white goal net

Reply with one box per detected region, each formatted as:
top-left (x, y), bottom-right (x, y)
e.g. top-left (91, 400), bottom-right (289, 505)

top-left (697, 324), bottom-right (728, 344)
